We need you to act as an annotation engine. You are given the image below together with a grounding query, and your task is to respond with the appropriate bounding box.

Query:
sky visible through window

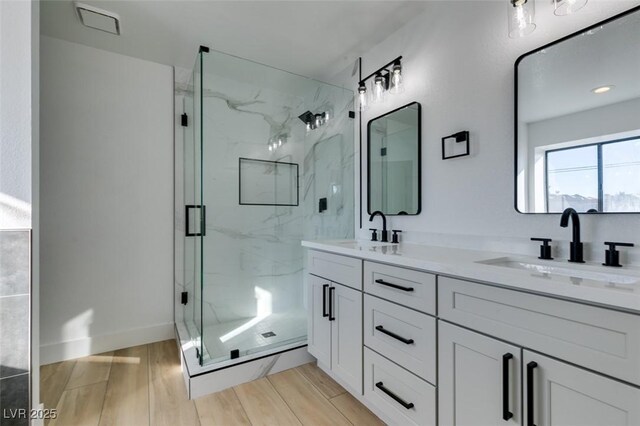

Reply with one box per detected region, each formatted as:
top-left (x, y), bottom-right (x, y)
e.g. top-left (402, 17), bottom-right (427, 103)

top-left (546, 138), bottom-right (640, 212)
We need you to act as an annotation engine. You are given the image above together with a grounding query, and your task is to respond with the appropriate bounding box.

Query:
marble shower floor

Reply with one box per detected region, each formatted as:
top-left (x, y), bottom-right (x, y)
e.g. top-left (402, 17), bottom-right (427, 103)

top-left (201, 308), bottom-right (307, 363)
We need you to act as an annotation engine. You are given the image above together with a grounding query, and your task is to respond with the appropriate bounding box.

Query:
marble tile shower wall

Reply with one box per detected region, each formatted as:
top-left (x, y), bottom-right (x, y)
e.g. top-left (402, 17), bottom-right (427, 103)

top-left (0, 230), bottom-right (30, 426)
top-left (192, 74), bottom-right (354, 332)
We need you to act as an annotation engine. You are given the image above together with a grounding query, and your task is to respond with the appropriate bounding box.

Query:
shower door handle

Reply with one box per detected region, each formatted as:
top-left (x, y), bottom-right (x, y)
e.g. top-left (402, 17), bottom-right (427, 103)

top-left (185, 205), bottom-right (206, 237)
top-left (329, 286), bottom-right (336, 321)
top-left (322, 284), bottom-right (329, 318)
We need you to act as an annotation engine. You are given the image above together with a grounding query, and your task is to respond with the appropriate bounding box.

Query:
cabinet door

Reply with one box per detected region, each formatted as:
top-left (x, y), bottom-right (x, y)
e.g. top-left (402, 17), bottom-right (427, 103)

top-left (307, 274), bottom-right (331, 367)
top-left (439, 321), bottom-right (521, 426)
top-left (524, 350), bottom-right (640, 426)
top-left (331, 282), bottom-right (363, 394)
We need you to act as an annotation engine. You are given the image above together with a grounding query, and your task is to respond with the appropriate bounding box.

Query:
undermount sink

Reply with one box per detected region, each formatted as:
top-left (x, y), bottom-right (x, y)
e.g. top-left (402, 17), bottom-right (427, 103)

top-left (477, 257), bottom-right (639, 286)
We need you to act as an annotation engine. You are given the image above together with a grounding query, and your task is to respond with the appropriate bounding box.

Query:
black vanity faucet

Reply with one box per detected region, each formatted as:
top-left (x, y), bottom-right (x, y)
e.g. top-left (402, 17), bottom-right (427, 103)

top-left (369, 210), bottom-right (388, 242)
top-left (560, 207), bottom-right (584, 263)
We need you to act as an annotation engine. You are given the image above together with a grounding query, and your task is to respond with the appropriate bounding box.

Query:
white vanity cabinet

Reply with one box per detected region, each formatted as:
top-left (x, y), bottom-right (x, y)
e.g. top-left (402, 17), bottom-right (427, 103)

top-left (439, 320), bottom-right (640, 426)
top-left (439, 321), bottom-right (522, 426)
top-left (438, 276), bottom-right (640, 426)
top-left (523, 351), bottom-right (640, 426)
top-left (362, 260), bottom-right (438, 426)
top-left (307, 251), bottom-right (363, 394)
top-left (305, 245), bottom-right (640, 426)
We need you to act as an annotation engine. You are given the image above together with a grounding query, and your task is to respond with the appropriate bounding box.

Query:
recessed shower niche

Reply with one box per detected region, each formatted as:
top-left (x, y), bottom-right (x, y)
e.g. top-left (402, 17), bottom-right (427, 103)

top-left (174, 47), bottom-right (355, 386)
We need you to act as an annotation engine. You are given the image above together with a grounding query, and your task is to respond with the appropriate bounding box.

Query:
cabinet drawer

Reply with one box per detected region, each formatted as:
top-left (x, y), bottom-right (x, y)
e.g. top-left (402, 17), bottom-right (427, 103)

top-left (364, 295), bottom-right (436, 383)
top-left (308, 250), bottom-right (362, 290)
top-left (364, 347), bottom-right (436, 426)
top-left (439, 276), bottom-right (640, 386)
top-left (364, 261), bottom-right (436, 315)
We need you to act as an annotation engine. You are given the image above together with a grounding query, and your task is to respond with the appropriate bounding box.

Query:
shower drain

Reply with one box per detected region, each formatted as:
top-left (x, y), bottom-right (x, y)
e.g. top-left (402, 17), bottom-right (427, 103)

top-left (261, 331), bottom-right (276, 338)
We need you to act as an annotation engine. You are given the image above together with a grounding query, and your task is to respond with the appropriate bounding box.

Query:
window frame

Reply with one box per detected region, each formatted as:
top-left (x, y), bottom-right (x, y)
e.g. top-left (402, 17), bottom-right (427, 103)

top-left (544, 136), bottom-right (640, 213)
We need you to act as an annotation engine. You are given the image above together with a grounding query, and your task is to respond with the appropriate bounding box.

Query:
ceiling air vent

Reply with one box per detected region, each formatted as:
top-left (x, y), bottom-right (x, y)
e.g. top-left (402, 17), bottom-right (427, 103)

top-left (75, 3), bottom-right (121, 35)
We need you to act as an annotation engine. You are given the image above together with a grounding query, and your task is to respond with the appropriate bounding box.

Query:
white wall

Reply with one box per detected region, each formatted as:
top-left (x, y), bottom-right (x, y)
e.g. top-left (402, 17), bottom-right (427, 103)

top-left (40, 37), bottom-right (174, 363)
top-left (356, 0), bottom-right (640, 264)
top-left (0, 0), bottom-right (34, 229)
top-left (528, 96), bottom-right (640, 148)
top-left (0, 0), bottom-right (40, 414)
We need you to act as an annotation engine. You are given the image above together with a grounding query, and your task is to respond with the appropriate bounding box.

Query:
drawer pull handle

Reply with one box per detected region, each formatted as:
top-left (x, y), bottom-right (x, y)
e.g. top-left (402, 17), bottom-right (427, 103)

top-left (527, 361), bottom-right (538, 426)
top-left (322, 284), bottom-right (329, 318)
top-left (375, 325), bottom-right (414, 345)
top-left (329, 286), bottom-right (336, 321)
top-left (375, 279), bottom-right (414, 292)
top-left (375, 382), bottom-right (414, 409)
top-left (502, 353), bottom-right (513, 421)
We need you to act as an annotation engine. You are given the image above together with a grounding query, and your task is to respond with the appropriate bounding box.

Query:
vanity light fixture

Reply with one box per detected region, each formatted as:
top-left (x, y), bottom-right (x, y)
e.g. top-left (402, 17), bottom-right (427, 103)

top-left (372, 73), bottom-right (387, 104)
top-left (298, 110), bottom-right (330, 133)
top-left (389, 60), bottom-right (404, 94)
top-left (508, 0), bottom-right (590, 39)
top-left (267, 134), bottom-right (287, 152)
top-left (508, 0), bottom-right (536, 38)
top-left (591, 85), bottom-right (614, 94)
top-left (358, 82), bottom-right (368, 111)
top-left (356, 56), bottom-right (403, 109)
top-left (554, 0), bottom-right (588, 16)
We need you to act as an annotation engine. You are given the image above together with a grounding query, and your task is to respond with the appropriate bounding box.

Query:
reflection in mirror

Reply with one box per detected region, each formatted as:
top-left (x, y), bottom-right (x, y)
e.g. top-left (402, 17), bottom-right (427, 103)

top-left (516, 7), bottom-right (640, 213)
top-left (368, 102), bottom-right (421, 215)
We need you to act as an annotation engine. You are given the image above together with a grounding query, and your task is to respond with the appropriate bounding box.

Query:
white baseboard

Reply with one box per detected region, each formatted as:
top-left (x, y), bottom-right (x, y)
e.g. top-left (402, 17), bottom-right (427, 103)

top-left (40, 322), bottom-right (175, 365)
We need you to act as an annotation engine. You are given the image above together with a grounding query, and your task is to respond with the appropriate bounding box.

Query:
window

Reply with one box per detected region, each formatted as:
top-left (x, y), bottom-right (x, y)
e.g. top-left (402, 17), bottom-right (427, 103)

top-left (545, 137), bottom-right (640, 213)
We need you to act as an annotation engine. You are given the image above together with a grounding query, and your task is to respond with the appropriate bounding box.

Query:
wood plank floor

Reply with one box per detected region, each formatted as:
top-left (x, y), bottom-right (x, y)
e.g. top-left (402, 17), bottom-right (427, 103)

top-left (41, 340), bottom-right (384, 426)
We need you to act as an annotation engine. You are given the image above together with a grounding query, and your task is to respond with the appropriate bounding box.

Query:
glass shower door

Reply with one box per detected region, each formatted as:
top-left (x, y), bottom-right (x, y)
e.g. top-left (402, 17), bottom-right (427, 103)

top-left (182, 51), bottom-right (205, 364)
top-left (194, 47), bottom-right (354, 368)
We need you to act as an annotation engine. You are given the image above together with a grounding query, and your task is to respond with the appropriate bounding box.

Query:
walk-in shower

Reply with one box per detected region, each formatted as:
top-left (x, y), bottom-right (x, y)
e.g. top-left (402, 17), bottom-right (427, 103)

top-left (175, 47), bottom-right (354, 376)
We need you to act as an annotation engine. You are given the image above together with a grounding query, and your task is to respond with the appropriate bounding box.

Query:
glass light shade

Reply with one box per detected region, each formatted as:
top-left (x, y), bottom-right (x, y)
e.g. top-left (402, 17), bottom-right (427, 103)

top-left (554, 0), bottom-right (588, 15)
top-left (508, 0), bottom-right (536, 39)
top-left (389, 63), bottom-right (404, 94)
top-left (372, 74), bottom-right (386, 103)
top-left (358, 84), bottom-right (368, 110)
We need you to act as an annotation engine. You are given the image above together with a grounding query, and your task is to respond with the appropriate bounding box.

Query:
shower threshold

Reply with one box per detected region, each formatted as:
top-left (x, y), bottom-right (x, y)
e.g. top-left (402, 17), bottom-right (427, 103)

top-left (174, 321), bottom-right (313, 399)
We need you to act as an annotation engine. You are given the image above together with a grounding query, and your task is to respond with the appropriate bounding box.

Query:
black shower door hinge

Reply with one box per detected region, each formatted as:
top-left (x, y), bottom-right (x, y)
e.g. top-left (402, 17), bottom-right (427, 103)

top-left (181, 113), bottom-right (188, 127)
top-left (181, 292), bottom-right (188, 305)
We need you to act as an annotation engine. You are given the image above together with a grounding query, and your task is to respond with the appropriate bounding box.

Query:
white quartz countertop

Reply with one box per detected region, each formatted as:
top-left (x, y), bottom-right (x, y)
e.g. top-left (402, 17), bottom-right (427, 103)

top-left (301, 239), bottom-right (640, 314)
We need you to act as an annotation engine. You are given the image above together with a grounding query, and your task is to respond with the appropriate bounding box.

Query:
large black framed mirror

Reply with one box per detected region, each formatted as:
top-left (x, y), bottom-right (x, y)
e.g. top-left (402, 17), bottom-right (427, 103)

top-left (368, 102), bottom-right (421, 215)
top-left (515, 6), bottom-right (640, 214)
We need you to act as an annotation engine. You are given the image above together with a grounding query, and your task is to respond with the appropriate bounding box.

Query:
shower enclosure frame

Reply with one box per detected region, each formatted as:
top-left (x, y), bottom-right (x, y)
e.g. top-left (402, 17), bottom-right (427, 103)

top-left (174, 46), bottom-right (356, 395)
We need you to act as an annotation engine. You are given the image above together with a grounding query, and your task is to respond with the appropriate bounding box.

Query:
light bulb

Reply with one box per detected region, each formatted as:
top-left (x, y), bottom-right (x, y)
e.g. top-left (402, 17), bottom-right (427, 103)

top-left (508, 0), bottom-right (536, 38)
top-left (358, 82), bottom-right (368, 110)
top-left (389, 61), bottom-right (404, 94)
top-left (268, 145), bottom-right (273, 152)
top-left (554, 0), bottom-right (588, 15)
top-left (315, 114), bottom-right (322, 128)
top-left (278, 138), bottom-right (282, 146)
top-left (324, 111), bottom-right (330, 122)
top-left (372, 73), bottom-right (385, 103)
top-left (306, 121), bottom-right (312, 132)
